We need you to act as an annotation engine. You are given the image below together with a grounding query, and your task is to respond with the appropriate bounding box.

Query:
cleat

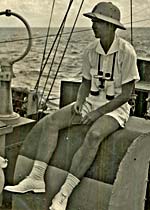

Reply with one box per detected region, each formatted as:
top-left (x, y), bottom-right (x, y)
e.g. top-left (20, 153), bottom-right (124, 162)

top-left (4, 177), bottom-right (45, 193)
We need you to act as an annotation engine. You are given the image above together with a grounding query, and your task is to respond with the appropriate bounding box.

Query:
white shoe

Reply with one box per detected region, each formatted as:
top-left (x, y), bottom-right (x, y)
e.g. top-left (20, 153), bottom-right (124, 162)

top-left (49, 191), bottom-right (68, 210)
top-left (4, 177), bottom-right (45, 193)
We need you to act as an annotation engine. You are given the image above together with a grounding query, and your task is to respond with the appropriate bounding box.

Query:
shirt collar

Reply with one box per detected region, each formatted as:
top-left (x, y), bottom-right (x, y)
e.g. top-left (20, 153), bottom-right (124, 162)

top-left (96, 35), bottom-right (119, 55)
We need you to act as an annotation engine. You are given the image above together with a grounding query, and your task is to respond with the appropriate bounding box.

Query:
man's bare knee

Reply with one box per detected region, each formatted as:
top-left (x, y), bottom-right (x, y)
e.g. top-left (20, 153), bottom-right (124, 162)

top-left (85, 129), bottom-right (103, 149)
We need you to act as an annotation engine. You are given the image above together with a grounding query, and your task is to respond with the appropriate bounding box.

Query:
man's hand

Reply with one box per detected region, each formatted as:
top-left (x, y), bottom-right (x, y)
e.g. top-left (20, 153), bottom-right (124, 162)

top-left (81, 110), bottom-right (101, 125)
top-left (74, 101), bottom-right (83, 115)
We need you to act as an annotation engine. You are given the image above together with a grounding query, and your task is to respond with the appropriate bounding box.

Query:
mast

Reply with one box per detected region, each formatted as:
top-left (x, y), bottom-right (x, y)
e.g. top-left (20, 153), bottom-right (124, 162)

top-left (130, 0), bottom-right (133, 45)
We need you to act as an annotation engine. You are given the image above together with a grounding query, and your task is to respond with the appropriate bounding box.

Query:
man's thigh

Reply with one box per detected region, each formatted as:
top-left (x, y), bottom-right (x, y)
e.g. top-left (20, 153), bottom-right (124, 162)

top-left (88, 115), bottom-right (120, 138)
top-left (45, 102), bottom-right (82, 129)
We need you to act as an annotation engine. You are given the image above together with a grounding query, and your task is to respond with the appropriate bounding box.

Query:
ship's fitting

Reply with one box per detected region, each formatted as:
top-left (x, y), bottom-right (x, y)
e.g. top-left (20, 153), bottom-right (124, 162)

top-left (0, 10), bottom-right (32, 124)
top-left (0, 59), bottom-right (20, 122)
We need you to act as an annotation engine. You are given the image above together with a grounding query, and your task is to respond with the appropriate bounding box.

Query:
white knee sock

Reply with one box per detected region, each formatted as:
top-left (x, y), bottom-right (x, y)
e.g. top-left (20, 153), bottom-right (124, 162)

top-left (60, 173), bottom-right (80, 196)
top-left (29, 160), bottom-right (47, 181)
top-left (50, 173), bottom-right (80, 210)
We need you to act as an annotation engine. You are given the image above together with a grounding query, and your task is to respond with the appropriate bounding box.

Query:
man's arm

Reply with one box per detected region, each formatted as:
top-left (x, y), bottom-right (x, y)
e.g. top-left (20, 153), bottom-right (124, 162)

top-left (81, 80), bottom-right (135, 124)
top-left (96, 80), bottom-right (135, 116)
top-left (74, 77), bottom-right (91, 114)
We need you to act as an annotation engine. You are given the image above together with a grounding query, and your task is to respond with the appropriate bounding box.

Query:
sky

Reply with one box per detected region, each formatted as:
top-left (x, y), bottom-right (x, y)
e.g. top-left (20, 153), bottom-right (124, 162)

top-left (0, 0), bottom-right (150, 27)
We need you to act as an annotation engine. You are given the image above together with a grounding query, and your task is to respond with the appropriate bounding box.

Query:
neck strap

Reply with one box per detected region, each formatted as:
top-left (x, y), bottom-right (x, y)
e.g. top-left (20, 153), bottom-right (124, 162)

top-left (98, 52), bottom-right (117, 80)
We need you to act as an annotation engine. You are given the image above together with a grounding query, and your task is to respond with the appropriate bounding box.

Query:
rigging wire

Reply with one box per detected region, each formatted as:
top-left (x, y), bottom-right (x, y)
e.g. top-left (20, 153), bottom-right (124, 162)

top-left (0, 2), bottom-right (150, 111)
top-left (44, 0), bottom-right (85, 106)
top-left (0, 1), bottom-right (149, 117)
top-left (0, 17), bottom-right (150, 46)
top-left (37, 0), bottom-right (75, 108)
top-left (0, 3), bottom-right (149, 45)
top-left (0, 28), bottom-right (91, 44)
top-left (0, 1), bottom-right (149, 46)
top-left (38, 21), bottom-right (66, 109)
top-left (34, 0), bottom-right (74, 91)
top-left (124, 18), bottom-right (150, 25)
top-left (35, 0), bottom-right (56, 93)
top-left (130, 0), bottom-right (133, 45)
top-left (122, 5), bottom-right (150, 21)
top-left (41, 0), bottom-right (74, 70)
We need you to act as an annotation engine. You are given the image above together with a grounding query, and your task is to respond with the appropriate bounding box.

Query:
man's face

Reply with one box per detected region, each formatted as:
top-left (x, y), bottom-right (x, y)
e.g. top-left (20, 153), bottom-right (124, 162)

top-left (91, 19), bottom-right (115, 38)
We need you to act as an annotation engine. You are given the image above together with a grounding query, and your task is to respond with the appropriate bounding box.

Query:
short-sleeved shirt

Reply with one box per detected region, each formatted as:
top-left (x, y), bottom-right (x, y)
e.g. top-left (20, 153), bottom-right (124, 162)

top-left (81, 35), bottom-right (140, 127)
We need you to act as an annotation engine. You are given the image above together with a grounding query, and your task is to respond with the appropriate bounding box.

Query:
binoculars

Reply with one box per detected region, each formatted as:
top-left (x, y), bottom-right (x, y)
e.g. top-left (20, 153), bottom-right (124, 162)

top-left (94, 72), bottom-right (115, 100)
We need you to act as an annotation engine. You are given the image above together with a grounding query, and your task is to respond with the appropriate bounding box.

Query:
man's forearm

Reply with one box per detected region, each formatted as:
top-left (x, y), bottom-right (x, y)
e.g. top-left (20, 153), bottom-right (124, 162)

top-left (76, 77), bottom-right (91, 104)
top-left (96, 81), bottom-right (135, 117)
top-left (96, 93), bottom-right (130, 116)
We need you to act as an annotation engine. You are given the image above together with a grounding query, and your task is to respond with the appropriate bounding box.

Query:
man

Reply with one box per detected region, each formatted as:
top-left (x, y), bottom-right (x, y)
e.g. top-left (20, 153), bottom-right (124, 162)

top-left (5, 2), bottom-right (140, 210)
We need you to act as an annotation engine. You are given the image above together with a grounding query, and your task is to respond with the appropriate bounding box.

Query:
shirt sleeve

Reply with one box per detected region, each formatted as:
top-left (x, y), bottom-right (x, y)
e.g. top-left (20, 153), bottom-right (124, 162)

top-left (121, 46), bottom-right (140, 85)
top-left (81, 48), bottom-right (92, 80)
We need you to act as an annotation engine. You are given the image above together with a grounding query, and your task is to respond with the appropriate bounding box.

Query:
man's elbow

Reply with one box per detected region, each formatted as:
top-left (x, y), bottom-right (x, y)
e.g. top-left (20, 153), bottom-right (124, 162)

top-left (122, 81), bottom-right (135, 103)
top-left (121, 91), bottom-right (133, 104)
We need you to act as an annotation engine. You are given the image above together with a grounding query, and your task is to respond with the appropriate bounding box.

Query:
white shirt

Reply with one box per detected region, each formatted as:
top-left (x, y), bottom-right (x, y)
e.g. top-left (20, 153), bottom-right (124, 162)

top-left (81, 35), bottom-right (140, 126)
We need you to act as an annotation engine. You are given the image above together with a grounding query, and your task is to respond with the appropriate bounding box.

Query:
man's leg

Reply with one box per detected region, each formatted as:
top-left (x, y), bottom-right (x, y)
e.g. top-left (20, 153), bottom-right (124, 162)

top-left (69, 115), bottom-right (120, 178)
top-left (35, 103), bottom-right (78, 163)
top-left (50, 115), bottom-right (120, 210)
top-left (5, 103), bottom-right (81, 193)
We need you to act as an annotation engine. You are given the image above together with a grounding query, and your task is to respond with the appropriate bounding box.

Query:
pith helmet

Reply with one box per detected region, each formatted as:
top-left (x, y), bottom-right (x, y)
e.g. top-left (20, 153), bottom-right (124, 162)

top-left (83, 2), bottom-right (126, 30)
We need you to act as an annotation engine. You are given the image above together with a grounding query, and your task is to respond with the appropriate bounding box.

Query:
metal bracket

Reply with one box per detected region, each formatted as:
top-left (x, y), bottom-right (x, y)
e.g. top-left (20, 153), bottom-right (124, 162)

top-left (0, 9), bottom-right (32, 64)
top-left (0, 72), bottom-right (11, 82)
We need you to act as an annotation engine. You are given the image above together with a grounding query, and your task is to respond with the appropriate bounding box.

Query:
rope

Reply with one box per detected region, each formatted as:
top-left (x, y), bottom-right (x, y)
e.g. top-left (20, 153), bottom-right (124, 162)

top-left (34, 0), bottom-right (74, 92)
top-left (122, 5), bottom-right (150, 21)
top-left (45, 0), bottom-right (85, 105)
top-left (0, 4), bottom-right (149, 46)
top-left (38, 21), bottom-right (66, 109)
top-left (35, 0), bottom-right (56, 92)
top-left (0, 28), bottom-right (92, 44)
top-left (41, 0), bottom-right (74, 69)
top-left (0, 17), bottom-right (149, 45)
top-left (124, 18), bottom-right (150, 25)
top-left (0, 17), bottom-right (149, 46)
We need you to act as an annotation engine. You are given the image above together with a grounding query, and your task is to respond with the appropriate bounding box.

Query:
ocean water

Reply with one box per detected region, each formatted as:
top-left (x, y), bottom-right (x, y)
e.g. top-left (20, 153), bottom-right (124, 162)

top-left (0, 27), bottom-right (150, 110)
